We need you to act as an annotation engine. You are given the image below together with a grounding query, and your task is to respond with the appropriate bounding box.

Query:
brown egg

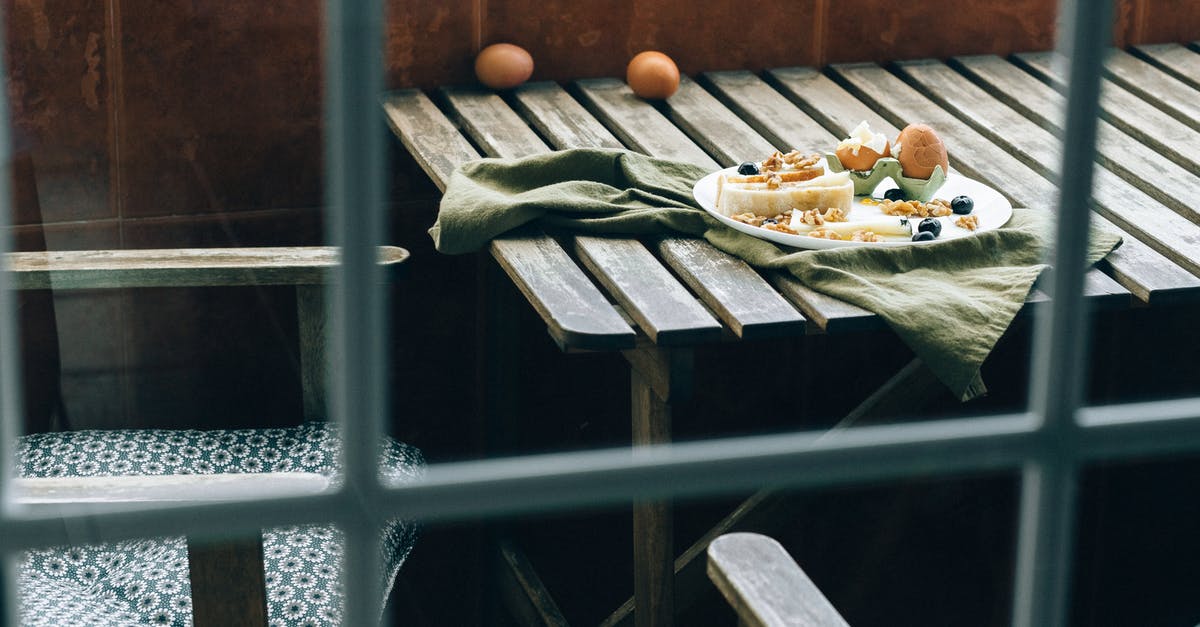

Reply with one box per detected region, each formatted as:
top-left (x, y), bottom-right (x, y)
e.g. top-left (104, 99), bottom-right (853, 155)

top-left (474, 43), bottom-right (534, 90)
top-left (626, 51), bottom-right (680, 100)
top-left (835, 140), bottom-right (890, 171)
top-left (894, 124), bottom-right (949, 179)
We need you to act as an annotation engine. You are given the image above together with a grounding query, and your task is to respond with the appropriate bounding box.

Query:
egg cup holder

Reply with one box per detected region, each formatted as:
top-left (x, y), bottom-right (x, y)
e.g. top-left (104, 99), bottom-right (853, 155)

top-left (824, 154), bottom-right (946, 202)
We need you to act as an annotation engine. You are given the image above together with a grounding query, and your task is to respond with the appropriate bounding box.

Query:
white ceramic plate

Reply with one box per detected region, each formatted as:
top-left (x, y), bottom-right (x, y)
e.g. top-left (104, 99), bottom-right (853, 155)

top-left (692, 167), bottom-right (1013, 250)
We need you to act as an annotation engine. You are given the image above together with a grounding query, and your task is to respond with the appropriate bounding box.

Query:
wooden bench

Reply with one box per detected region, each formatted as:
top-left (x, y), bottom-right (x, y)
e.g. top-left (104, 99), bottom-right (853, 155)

top-left (383, 49), bottom-right (1200, 627)
top-left (6, 245), bottom-right (409, 626)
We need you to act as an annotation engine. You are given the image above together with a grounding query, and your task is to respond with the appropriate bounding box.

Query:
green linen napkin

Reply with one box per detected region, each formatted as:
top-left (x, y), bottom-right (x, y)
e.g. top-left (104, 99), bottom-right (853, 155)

top-left (431, 148), bottom-right (1120, 401)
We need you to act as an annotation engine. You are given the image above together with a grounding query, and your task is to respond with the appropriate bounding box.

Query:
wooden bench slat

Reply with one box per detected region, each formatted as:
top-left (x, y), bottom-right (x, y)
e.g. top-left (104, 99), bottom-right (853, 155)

top-left (573, 78), bottom-right (720, 170)
top-left (445, 83), bottom-right (721, 345)
top-left (6, 246), bottom-right (406, 290)
top-left (952, 55), bottom-right (1200, 224)
top-left (381, 89), bottom-right (636, 350)
top-left (657, 76), bottom-right (779, 166)
top-left (1132, 43), bottom-right (1200, 91)
top-left (382, 89), bottom-right (479, 192)
top-left (1102, 48), bottom-right (1200, 132)
top-left (808, 63), bottom-right (1190, 305)
top-left (707, 533), bottom-right (851, 627)
top-left (1012, 51), bottom-right (1200, 175)
top-left (511, 82), bottom-right (626, 151)
top-left (441, 87), bottom-right (551, 159)
top-left (895, 59), bottom-right (1200, 281)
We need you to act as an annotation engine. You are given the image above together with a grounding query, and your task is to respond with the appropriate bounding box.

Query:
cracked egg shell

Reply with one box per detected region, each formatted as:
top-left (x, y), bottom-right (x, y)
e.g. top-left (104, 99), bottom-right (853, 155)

top-left (895, 124), bottom-right (949, 180)
top-left (835, 140), bottom-right (890, 171)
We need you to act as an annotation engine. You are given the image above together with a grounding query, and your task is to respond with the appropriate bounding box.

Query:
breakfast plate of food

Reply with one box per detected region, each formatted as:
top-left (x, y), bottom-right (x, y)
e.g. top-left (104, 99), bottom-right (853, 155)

top-left (691, 122), bottom-right (1013, 250)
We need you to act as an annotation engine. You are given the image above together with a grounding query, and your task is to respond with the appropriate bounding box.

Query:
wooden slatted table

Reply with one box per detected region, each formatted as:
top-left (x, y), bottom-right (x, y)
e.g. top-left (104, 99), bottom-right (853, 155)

top-left (383, 49), bottom-right (1200, 627)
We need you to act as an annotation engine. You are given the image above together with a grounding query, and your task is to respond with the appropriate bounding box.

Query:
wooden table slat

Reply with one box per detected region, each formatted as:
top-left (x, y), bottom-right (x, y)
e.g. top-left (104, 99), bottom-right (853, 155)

top-left (654, 238), bottom-right (805, 340)
top-left (1131, 43), bottom-right (1200, 91)
top-left (539, 78), bottom-right (805, 337)
top-left (1102, 48), bottom-right (1200, 132)
top-left (448, 81), bottom-right (726, 345)
top-left (895, 59), bottom-right (1200, 279)
top-left (511, 82), bottom-right (627, 151)
top-left (573, 236), bottom-right (723, 345)
top-left (1012, 51), bottom-right (1200, 175)
top-left (382, 89), bottom-right (480, 192)
top-left (656, 76), bottom-right (778, 166)
top-left (814, 63), bottom-right (1194, 305)
top-left (441, 87), bottom-right (551, 159)
top-left (951, 54), bottom-right (1200, 224)
top-left (382, 89), bottom-right (636, 350)
top-left (573, 78), bottom-right (720, 170)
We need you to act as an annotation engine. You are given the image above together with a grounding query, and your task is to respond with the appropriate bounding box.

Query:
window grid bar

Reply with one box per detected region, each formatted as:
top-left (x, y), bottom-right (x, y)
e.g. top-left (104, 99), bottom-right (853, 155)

top-left (5, 405), bottom-right (1200, 555)
top-left (0, 0), bottom-right (22, 619)
top-left (0, 3), bottom-right (1198, 627)
top-left (1014, 0), bottom-right (1115, 624)
top-left (324, 0), bottom-right (388, 626)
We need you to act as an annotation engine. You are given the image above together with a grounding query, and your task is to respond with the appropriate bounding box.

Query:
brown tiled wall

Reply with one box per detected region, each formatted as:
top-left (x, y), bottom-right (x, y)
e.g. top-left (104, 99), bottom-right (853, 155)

top-left (3, 0), bottom-right (1197, 429)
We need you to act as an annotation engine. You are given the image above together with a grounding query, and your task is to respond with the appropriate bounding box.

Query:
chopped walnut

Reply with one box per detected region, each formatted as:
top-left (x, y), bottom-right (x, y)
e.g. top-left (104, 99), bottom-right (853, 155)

top-left (931, 205), bottom-right (953, 217)
top-left (760, 151), bottom-right (784, 172)
top-left (765, 172), bottom-right (782, 189)
top-left (850, 230), bottom-right (884, 243)
top-left (797, 209), bottom-right (825, 226)
top-left (730, 212), bottom-right (763, 226)
top-left (808, 229), bottom-right (842, 240)
top-left (781, 150), bottom-right (821, 169)
top-left (956, 215), bottom-right (979, 231)
top-left (773, 213), bottom-right (792, 225)
top-left (764, 222), bottom-right (798, 234)
top-left (821, 207), bottom-right (848, 222)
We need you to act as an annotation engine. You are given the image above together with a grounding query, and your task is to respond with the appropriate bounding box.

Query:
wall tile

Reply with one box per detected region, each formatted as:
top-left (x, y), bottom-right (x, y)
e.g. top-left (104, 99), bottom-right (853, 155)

top-left (823, 0), bottom-right (1058, 64)
top-left (1137, 0), bottom-right (1200, 43)
top-left (385, 0), bottom-right (478, 88)
top-left (5, 0), bottom-right (113, 224)
top-left (484, 0), bottom-right (820, 82)
top-left (117, 2), bottom-right (324, 220)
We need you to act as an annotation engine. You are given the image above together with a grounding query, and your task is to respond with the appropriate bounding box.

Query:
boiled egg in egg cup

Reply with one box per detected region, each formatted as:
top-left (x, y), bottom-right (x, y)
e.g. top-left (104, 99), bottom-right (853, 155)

top-left (824, 121), bottom-right (948, 202)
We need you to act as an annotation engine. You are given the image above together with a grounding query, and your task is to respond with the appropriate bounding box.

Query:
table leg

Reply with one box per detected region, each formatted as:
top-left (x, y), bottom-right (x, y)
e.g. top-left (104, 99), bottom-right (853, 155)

top-left (626, 346), bottom-right (692, 627)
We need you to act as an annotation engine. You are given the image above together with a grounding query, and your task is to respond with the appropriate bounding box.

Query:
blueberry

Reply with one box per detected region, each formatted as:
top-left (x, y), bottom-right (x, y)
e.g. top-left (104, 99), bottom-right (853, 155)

top-left (737, 162), bottom-right (760, 175)
top-left (917, 218), bottom-right (942, 238)
top-left (951, 195), bottom-right (974, 214)
top-left (884, 188), bottom-right (906, 202)
top-left (912, 231), bottom-right (936, 242)
top-left (761, 218), bottom-right (777, 225)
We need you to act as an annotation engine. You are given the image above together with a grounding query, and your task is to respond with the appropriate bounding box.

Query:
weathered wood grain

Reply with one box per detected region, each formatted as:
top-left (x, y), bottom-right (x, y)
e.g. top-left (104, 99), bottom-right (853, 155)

top-left (569, 76), bottom-right (827, 335)
top-left (1131, 43), bottom-right (1200, 91)
top-left (574, 78), bottom-right (719, 170)
top-left (808, 63), bottom-right (1190, 305)
top-left (441, 87), bottom-right (550, 159)
top-left (5, 246), bottom-right (406, 290)
top-left (657, 77), bottom-right (778, 166)
top-left (521, 81), bottom-right (804, 339)
top-left (497, 539), bottom-right (572, 627)
top-left (445, 84), bottom-right (720, 346)
top-left (1102, 49), bottom-right (1200, 132)
top-left (1013, 51), bottom-right (1200, 175)
top-left (951, 54), bottom-right (1200, 221)
top-left (490, 228), bottom-right (637, 350)
top-left (631, 366), bottom-right (675, 627)
top-left (707, 533), bottom-right (851, 627)
top-left (297, 285), bottom-right (327, 422)
top-left (654, 238), bottom-right (804, 340)
top-left (896, 59), bottom-right (1200, 280)
top-left (382, 90), bottom-right (479, 192)
top-left (382, 88), bottom-right (637, 351)
top-left (512, 81), bottom-right (626, 151)
top-left (188, 535), bottom-right (269, 627)
top-left (574, 236), bottom-right (722, 346)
